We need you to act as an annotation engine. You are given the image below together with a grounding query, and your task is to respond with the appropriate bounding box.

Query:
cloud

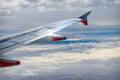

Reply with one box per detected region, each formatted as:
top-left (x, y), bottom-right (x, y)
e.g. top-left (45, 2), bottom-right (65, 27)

top-left (16, 45), bottom-right (120, 62)
top-left (0, 0), bottom-right (120, 27)
top-left (0, 0), bottom-right (29, 15)
top-left (27, 0), bottom-right (120, 12)
top-left (1, 45), bottom-right (120, 80)
top-left (27, 0), bottom-right (96, 12)
top-left (0, 28), bottom-right (120, 80)
top-left (0, 0), bottom-right (120, 14)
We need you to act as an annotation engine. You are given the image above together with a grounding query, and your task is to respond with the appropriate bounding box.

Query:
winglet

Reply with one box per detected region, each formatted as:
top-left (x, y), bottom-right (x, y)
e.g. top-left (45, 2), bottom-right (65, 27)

top-left (78, 11), bottom-right (92, 25)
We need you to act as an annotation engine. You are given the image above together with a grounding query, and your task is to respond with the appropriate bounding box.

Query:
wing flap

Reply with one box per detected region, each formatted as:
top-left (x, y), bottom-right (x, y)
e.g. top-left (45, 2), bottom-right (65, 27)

top-left (9, 34), bottom-right (37, 43)
top-left (0, 41), bottom-right (15, 49)
top-left (0, 33), bottom-right (39, 54)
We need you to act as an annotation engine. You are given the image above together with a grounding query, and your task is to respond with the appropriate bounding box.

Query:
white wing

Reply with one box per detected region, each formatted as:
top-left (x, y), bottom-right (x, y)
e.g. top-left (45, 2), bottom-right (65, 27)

top-left (0, 19), bottom-right (80, 54)
top-left (0, 11), bottom-right (91, 55)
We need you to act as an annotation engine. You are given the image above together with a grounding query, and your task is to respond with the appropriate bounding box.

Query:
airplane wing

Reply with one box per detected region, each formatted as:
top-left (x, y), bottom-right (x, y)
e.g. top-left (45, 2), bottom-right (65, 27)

top-left (0, 11), bottom-right (91, 67)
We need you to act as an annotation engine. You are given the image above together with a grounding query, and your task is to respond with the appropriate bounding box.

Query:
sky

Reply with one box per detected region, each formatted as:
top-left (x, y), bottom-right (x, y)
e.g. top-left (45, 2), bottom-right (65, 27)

top-left (0, 0), bottom-right (120, 31)
top-left (0, 0), bottom-right (120, 80)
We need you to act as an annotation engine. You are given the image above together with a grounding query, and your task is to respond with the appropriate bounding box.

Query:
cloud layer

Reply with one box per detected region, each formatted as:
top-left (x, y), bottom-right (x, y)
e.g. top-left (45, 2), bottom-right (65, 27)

top-left (0, 0), bottom-right (120, 31)
top-left (0, 0), bottom-right (29, 15)
top-left (1, 39), bottom-right (120, 80)
top-left (0, 25), bottom-right (120, 80)
top-left (0, 0), bottom-right (120, 14)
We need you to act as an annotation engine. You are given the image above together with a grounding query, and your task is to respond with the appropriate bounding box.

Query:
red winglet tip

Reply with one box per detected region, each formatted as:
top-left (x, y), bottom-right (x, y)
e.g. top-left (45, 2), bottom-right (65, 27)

top-left (81, 20), bottom-right (88, 25)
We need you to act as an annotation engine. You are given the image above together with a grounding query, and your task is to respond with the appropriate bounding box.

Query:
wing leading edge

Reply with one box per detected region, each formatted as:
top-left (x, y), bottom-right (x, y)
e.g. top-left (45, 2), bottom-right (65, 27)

top-left (0, 11), bottom-right (91, 55)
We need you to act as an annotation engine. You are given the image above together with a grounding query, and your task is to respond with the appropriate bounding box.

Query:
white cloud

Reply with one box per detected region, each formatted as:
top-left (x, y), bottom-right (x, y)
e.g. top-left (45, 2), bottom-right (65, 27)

top-left (1, 45), bottom-right (120, 79)
top-left (28, 0), bottom-right (120, 12)
top-left (0, 0), bottom-right (29, 14)
top-left (1, 0), bottom-right (120, 14)
top-left (18, 46), bottom-right (120, 64)
top-left (80, 0), bottom-right (94, 5)
top-left (32, 0), bottom-right (94, 12)
top-left (0, 35), bottom-right (120, 80)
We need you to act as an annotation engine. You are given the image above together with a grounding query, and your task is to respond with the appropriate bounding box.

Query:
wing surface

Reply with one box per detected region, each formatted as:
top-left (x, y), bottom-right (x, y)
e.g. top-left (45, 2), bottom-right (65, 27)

top-left (0, 19), bottom-right (80, 54)
top-left (0, 11), bottom-right (91, 54)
